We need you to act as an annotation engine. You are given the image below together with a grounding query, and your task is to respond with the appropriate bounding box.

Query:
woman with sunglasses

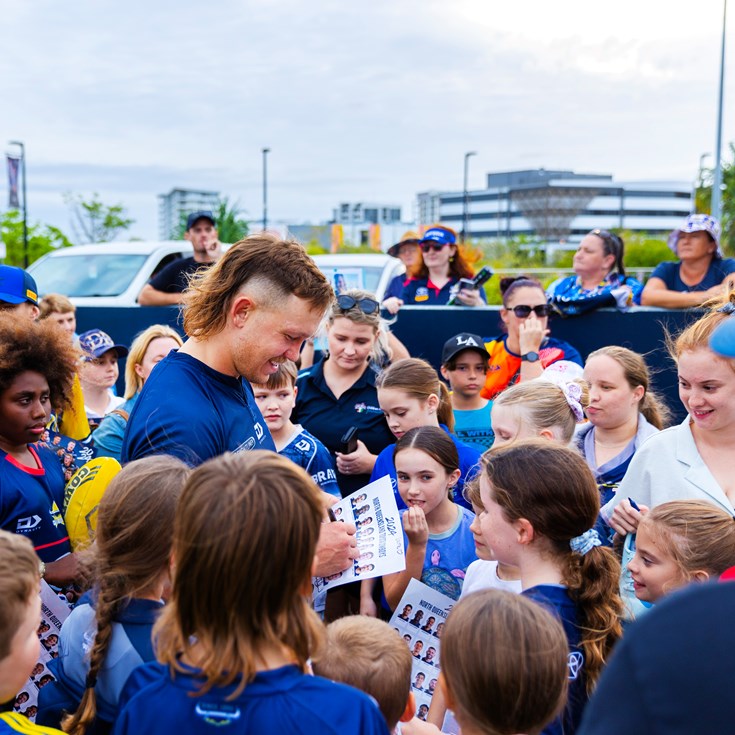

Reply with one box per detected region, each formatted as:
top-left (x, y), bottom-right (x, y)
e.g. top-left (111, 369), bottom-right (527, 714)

top-left (400, 225), bottom-right (486, 307)
top-left (480, 276), bottom-right (582, 400)
top-left (546, 229), bottom-right (643, 316)
top-left (641, 214), bottom-right (735, 308)
top-left (293, 289), bottom-right (395, 497)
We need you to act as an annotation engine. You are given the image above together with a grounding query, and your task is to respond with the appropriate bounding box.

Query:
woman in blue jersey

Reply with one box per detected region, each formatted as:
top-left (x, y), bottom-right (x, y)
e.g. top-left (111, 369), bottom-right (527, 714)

top-left (401, 225), bottom-right (486, 307)
top-left (0, 316), bottom-right (79, 587)
top-left (479, 441), bottom-right (623, 735)
top-left (371, 358), bottom-right (481, 512)
top-left (641, 213), bottom-right (735, 308)
top-left (547, 229), bottom-right (642, 316)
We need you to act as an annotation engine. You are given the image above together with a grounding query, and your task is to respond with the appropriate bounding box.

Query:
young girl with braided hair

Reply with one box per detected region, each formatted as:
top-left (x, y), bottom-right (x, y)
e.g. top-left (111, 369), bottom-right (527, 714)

top-left (479, 439), bottom-right (623, 735)
top-left (36, 456), bottom-right (190, 734)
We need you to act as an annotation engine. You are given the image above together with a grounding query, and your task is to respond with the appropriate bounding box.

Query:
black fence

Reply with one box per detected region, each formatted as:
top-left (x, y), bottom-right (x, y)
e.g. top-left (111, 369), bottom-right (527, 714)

top-left (78, 305), bottom-right (700, 424)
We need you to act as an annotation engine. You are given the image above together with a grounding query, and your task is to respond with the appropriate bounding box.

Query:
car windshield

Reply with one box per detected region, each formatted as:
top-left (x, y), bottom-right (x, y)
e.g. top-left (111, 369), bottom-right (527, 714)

top-left (29, 254), bottom-right (148, 297)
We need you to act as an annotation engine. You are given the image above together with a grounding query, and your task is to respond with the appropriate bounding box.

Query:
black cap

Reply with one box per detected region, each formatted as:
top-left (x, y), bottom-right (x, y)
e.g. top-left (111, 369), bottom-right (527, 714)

top-left (441, 333), bottom-right (487, 365)
top-left (186, 210), bottom-right (216, 230)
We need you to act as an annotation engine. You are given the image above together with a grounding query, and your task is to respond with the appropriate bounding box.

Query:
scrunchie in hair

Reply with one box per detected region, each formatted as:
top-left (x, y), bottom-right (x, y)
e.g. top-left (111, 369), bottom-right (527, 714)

top-left (561, 381), bottom-right (585, 422)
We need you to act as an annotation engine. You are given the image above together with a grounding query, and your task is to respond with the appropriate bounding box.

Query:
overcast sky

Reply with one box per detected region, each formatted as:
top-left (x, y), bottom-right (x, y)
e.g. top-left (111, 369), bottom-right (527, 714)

top-left (1, 0), bottom-right (733, 240)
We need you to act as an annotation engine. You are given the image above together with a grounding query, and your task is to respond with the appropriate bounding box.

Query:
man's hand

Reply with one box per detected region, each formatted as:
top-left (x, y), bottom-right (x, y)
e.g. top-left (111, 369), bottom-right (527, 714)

top-left (44, 553), bottom-right (78, 587)
top-left (314, 521), bottom-right (358, 577)
top-left (609, 498), bottom-right (649, 535)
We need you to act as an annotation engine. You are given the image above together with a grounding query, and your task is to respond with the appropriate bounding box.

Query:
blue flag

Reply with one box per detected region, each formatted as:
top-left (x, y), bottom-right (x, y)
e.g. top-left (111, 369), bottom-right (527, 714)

top-left (6, 155), bottom-right (20, 209)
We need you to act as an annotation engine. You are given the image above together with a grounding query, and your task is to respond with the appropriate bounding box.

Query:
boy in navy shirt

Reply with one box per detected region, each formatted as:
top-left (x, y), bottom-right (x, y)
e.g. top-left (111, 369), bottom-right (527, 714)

top-left (251, 361), bottom-right (340, 497)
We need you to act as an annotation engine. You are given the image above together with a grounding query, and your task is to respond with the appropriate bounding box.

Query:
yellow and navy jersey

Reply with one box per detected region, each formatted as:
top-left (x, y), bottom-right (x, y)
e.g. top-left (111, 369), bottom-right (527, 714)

top-left (0, 712), bottom-right (64, 734)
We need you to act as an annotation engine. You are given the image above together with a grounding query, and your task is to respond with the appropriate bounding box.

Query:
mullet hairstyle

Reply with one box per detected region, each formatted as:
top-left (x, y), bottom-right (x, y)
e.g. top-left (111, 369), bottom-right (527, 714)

top-left (482, 440), bottom-right (623, 692)
top-left (639, 500), bottom-right (735, 585)
top-left (154, 451), bottom-right (325, 697)
top-left (0, 531), bottom-right (40, 660)
top-left (63, 456), bottom-right (190, 735)
top-left (312, 616), bottom-right (412, 732)
top-left (376, 358), bottom-right (455, 432)
top-left (182, 234), bottom-right (333, 339)
top-left (666, 289), bottom-right (735, 373)
top-left (493, 379), bottom-right (590, 444)
top-left (586, 346), bottom-right (670, 430)
top-left (442, 589), bottom-right (568, 735)
top-left (123, 324), bottom-right (183, 399)
top-left (0, 315), bottom-right (78, 413)
top-left (394, 426), bottom-right (460, 499)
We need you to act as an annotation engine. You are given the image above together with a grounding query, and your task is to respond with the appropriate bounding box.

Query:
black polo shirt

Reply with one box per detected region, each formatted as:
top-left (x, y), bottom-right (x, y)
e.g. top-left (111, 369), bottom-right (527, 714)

top-left (148, 257), bottom-right (214, 293)
top-left (293, 357), bottom-right (393, 497)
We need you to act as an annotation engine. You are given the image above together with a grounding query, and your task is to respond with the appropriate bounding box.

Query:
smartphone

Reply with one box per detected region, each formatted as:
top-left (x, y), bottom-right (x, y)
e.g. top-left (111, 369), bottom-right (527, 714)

top-left (339, 426), bottom-right (359, 454)
top-left (458, 278), bottom-right (477, 292)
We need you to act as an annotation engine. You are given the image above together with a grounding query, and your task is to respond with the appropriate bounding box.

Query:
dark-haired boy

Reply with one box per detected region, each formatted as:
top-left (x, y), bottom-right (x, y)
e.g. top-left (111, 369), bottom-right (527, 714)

top-left (440, 333), bottom-right (494, 451)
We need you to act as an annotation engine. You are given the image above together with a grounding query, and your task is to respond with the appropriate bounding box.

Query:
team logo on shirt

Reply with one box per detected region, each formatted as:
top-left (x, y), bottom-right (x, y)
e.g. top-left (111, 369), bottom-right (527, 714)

top-left (354, 403), bottom-right (382, 414)
top-left (234, 437), bottom-right (257, 453)
top-left (415, 287), bottom-right (430, 302)
top-left (567, 651), bottom-right (584, 680)
top-left (50, 502), bottom-right (64, 528)
top-left (254, 422), bottom-right (264, 440)
top-left (295, 439), bottom-right (312, 452)
top-left (194, 702), bottom-right (241, 726)
top-left (16, 515), bottom-right (41, 533)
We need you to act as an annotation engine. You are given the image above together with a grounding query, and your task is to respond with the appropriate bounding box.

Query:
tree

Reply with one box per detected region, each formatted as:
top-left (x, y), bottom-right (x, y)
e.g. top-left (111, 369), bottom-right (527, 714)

top-left (0, 210), bottom-right (72, 266)
top-left (63, 192), bottom-right (135, 243)
top-left (695, 142), bottom-right (735, 255)
top-left (174, 197), bottom-right (249, 243)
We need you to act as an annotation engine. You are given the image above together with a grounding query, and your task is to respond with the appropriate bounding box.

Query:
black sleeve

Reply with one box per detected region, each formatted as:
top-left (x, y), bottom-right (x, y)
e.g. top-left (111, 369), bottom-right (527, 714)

top-left (148, 259), bottom-right (188, 293)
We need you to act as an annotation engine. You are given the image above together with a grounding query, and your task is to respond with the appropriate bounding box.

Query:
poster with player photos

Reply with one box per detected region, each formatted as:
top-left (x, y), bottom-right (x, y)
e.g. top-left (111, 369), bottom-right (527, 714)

top-left (13, 581), bottom-right (70, 721)
top-left (312, 475), bottom-right (405, 600)
top-left (389, 578), bottom-right (457, 726)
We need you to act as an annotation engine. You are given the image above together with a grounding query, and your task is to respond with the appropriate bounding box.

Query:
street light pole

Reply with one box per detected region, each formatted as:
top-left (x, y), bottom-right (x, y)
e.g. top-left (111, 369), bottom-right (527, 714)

top-left (262, 147), bottom-right (270, 231)
top-left (462, 151), bottom-right (477, 245)
top-left (711, 0), bottom-right (727, 222)
top-left (8, 140), bottom-right (28, 267)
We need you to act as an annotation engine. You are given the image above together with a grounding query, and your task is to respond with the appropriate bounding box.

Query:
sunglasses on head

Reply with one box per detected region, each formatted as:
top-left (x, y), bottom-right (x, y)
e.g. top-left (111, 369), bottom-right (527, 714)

top-left (511, 304), bottom-right (551, 318)
top-left (420, 241), bottom-right (450, 253)
top-left (336, 294), bottom-right (379, 314)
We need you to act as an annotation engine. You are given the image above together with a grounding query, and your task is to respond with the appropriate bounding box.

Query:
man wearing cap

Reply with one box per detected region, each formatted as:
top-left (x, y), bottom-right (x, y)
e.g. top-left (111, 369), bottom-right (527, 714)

top-left (0, 265), bottom-right (40, 320)
top-left (138, 211), bottom-right (222, 306)
top-left (440, 332), bottom-right (494, 451)
top-left (381, 231), bottom-right (421, 315)
top-left (641, 213), bottom-right (735, 308)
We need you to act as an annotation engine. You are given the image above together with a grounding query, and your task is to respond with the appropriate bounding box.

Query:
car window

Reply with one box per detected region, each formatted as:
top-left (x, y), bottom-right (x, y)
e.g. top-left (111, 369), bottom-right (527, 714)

top-left (315, 265), bottom-right (383, 295)
top-left (29, 254), bottom-right (148, 297)
top-left (150, 252), bottom-right (184, 278)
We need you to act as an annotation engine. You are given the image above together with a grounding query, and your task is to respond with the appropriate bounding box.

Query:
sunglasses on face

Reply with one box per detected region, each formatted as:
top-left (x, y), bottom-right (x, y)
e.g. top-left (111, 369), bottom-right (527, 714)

top-left (511, 304), bottom-right (551, 318)
top-left (336, 294), bottom-right (379, 314)
top-left (420, 241), bottom-right (449, 253)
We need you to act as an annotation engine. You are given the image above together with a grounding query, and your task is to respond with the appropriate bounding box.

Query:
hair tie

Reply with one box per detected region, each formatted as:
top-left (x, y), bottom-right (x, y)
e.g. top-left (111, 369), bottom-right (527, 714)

top-left (717, 301), bottom-right (735, 314)
top-left (85, 673), bottom-right (97, 689)
top-left (569, 528), bottom-right (601, 555)
top-left (561, 382), bottom-right (585, 422)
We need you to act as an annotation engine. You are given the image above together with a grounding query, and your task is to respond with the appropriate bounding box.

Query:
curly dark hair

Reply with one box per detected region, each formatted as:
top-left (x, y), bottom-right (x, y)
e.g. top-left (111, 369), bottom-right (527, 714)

top-left (0, 315), bottom-right (79, 412)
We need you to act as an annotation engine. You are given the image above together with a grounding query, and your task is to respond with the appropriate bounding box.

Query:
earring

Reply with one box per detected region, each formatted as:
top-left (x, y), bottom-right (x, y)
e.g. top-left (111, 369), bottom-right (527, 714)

top-left (449, 256), bottom-right (455, 262)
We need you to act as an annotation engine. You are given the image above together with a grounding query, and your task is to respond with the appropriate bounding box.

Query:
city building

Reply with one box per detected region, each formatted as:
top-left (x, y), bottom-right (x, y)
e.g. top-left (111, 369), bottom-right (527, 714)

top-left (417, 169), bottom-right (692, 244)
top-left (329, 202), bottom-right (417, 251)
top-left (158, 188), bottom-right (220, 240)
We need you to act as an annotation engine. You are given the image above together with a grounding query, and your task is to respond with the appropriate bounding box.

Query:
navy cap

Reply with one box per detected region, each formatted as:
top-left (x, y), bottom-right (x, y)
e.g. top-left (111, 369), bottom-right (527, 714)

top-left (441, 332), bottom-right (488, 365)
top-left (421, 227), bottom-right (457, 247)
top-left (78, 329), bottom-right (129, 360)
top-left (186, 211), bottom-right (216, 230)
top-left (0, 265), bottom-right (38, 306)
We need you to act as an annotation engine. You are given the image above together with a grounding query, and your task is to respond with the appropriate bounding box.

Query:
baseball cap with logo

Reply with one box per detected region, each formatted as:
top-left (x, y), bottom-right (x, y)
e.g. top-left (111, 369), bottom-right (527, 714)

top-left (0, 265), bottom-right (39, 306)
top-left (441, 333), bottom-right (488, 365)
top-left (420, 226), bottom-right (457, 247)
top-left (186, 211), bottom-right (216, 230)
top-left (78, 329), bottom-right (129, 360)
top-left (668, 214), bottom-right (722, 258)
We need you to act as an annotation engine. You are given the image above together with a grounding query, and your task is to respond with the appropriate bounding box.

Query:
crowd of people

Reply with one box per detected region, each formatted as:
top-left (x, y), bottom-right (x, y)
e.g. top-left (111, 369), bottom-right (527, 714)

top-left (1, 210), bottom-right (734, 735)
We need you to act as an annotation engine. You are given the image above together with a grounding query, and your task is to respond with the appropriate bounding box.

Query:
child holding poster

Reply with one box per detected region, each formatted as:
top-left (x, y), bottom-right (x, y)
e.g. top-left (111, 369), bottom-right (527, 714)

top-left (382, 427), bottom-right (477, 609)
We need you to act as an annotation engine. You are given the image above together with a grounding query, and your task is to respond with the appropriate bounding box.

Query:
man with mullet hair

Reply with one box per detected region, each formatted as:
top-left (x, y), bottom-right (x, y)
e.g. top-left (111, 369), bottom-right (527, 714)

top-left (122, 234), bottom-right (333, 466)
top-left (122, 235), bottom-right (359, 579)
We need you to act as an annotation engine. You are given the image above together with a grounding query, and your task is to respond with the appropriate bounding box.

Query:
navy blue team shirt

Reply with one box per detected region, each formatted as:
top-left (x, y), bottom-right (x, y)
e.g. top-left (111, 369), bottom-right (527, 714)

top-left (293, 358), bottom-right (393, 497)
top-left (122, 351), bottom-right (275, 466)
top-left (112, 662), bottom-right (389, 735)
top-left (0, 445), bottom-right (71, 563)
top-left (279, 426), bottom-right (341, 497)
top-left (523, 585), bottom-right (588, 735)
